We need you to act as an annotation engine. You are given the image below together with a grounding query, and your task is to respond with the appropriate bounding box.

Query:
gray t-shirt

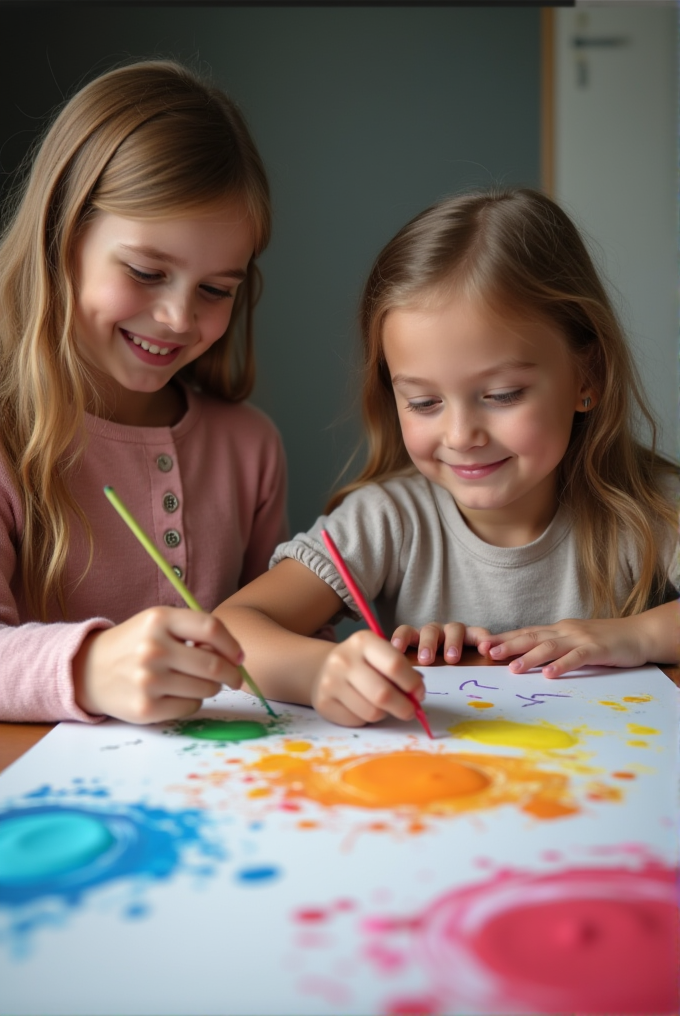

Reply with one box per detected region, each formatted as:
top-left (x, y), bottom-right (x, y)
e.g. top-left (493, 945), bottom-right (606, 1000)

top-left (271, 473), bottom-right (679, 635)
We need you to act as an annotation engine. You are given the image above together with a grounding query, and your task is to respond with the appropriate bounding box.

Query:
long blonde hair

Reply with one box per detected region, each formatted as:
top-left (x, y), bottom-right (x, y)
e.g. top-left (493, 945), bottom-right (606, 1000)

top-left (330, 189), bottom-right (678, 618)
top-left (0, 60), bottom-right (271, 619)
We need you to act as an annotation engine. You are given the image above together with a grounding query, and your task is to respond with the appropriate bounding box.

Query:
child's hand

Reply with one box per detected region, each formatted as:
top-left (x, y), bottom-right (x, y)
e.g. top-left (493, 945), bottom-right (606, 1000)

top-left (310, 630), bottom-right (425, 727)
top-left (391, 621), bottom-right (492, 665)
top-left (478, 615), bottom-right (662, 679)
top-left (73, 607), bottom-right (245, 723)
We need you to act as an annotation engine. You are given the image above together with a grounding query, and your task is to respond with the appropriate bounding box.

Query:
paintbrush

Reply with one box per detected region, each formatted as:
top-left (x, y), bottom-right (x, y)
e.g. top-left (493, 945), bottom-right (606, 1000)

top-left (103, 485), bottom-right (278, 718)
top-left (320, 528), bottom-right (434, 739)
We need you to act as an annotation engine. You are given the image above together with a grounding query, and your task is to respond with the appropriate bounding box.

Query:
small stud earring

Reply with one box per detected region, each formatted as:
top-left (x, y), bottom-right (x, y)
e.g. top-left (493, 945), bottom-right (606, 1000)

top-left (582, 397), bottom-right (592, 409)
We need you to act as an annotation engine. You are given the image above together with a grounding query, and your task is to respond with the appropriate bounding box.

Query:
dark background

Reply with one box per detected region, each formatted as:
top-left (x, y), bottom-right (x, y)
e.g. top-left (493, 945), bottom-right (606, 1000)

top-left (0, 4), bottom-right (541, 534)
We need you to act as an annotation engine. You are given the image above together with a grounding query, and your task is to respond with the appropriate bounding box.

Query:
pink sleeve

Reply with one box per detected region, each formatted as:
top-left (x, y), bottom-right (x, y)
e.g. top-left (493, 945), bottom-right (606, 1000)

top-left (238, 420), bottom-right (289, 587)
top-left (0, 460), bottom-right (112, 723)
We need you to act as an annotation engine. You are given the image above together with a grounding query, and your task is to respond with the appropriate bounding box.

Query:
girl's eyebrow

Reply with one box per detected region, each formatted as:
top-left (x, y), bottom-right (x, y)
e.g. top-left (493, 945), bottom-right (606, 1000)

top-left (391, 360), bottom-right (537, 387)
top-left (118, 244), bottom-right (247, 280)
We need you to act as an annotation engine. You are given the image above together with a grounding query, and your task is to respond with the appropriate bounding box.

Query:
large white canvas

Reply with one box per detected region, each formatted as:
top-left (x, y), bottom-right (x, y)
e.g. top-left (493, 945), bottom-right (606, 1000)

top-left (0, 664), bottom-right (677, 1016)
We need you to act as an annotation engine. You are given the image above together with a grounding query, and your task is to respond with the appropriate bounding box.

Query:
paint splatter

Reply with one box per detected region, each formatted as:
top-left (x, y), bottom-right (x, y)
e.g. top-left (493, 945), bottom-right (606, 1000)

top-left (234, 864), bottom-right (280, 884)
top-left (626, 724), bottom-right (659, 736)
top-left (243, 747), bottom-right (580, 821)
top-left (622, 695), bottom-right (652, 703)
top-left (175, 718), bottom-right (271, 742)
top-left (448, 719), bottom-right (577, 751)
top-left (0, 788), bottom-right (223, 956)
top-left (362, 863), bottom-right (679, 1015)
top-left (598, 700), bottom-right (628, 712)
top-left (467, 702), bottom-right (494, 710)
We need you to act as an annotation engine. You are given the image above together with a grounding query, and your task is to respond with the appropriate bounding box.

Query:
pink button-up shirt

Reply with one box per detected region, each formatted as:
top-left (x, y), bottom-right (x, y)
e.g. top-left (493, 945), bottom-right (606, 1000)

top-left (0, 384), bottom-right (288, 721)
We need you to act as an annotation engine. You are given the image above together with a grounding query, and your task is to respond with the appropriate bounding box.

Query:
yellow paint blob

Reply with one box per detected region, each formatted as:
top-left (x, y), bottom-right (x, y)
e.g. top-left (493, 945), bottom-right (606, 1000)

top-left (622, 695), bottom-right (652, 703)
top-left (283, 740), bottom-right (313, 753)
top-left (626, 724), bottom-right (659, 736)
top-left (598, 700), bottom-right (627, 712)
top-left (246, 787), bottom-right (272, 798)
top-left (627, 741), bottom-right (648, 748)
top-left (468, 701), bottom-right (494, 710)
top-left (449, 719), bottom-right (577, 751)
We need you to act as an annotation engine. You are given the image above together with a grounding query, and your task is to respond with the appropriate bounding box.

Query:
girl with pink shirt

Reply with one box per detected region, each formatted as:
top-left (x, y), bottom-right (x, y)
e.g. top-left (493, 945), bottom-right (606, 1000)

top-left (0, 61), bottom-right (288, 724)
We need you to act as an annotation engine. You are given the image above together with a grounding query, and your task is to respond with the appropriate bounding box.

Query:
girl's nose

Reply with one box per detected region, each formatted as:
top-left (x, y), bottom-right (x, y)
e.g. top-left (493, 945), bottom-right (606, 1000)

top-left (153, 290), bottom-right (195, 333)
top-left (443, 407), bottom-right (486, 450)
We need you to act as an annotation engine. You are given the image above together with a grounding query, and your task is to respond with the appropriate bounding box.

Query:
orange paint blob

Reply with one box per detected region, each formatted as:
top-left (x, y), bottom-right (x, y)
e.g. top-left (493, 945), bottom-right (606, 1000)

top-left (246, 787), bottom-right (272, 798)
top-left (244, 747), bottom-right (581, 821)
top-left (612, 772), bottom-right (636, 780)
top-left (521, 798), bottom-right (579, 820)
top-left (622, 695), bottom-right (652, 703)
top-left (598, 701), bottom-right (627, 712)
top-left (337, 753), bottom-right (489, 806)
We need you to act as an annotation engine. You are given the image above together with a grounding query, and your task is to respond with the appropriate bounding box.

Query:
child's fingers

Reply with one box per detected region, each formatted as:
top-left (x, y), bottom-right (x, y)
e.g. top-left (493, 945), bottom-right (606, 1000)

top-left (391, 625), bottom-right (420, 653)
top-left (441, 622), bottom-right (467, 663)
top-left (348, 663), bottom-right (419, 722)
top-left (164, 637), bottom-right (243, 690)
top-left (414, 622), bottom-right (445, 665)
top-left (158, 609), bottom-right (244, 688)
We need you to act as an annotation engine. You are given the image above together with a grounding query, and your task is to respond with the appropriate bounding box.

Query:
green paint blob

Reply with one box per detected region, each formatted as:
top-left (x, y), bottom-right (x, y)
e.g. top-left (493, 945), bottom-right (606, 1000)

top-left (178, 719), bottom-right (269, 742)
top-left (0, 812), bottom-right (114, 884)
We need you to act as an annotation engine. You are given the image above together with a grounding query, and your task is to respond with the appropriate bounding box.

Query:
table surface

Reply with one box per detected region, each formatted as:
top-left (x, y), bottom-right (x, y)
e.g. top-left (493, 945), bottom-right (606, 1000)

top-left (1, 650), bottom-right (678, 774)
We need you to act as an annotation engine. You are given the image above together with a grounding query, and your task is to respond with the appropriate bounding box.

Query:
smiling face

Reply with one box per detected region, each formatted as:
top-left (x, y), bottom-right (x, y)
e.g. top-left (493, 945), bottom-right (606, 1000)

top-left (383, 292), bottom-right (590, 546)
top-left (73, 201), bottom-right (255, 424)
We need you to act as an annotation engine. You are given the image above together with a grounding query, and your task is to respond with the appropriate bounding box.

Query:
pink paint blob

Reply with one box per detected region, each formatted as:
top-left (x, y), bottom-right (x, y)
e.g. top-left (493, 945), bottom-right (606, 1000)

top-left (383, 995), bottom-right (440, 1015)
top-left (414, 864), bottom-right (679, 1014)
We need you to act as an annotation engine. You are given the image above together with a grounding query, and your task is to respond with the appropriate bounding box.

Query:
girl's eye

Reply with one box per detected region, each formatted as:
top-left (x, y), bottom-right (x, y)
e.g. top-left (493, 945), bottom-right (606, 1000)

top-left (486, 389), bottom-right (525, 406)
top-left (200, 284), bottom-right (233, 301)
top-left (406, 399), bottom-right (441, 414)
top-left (128, 266), bottom-right (163, 283)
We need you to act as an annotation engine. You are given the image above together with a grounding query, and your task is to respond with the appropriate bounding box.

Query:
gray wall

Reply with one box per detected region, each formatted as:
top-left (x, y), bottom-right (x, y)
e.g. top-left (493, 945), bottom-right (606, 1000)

top-left (0, 6), bottom-right (541, 533)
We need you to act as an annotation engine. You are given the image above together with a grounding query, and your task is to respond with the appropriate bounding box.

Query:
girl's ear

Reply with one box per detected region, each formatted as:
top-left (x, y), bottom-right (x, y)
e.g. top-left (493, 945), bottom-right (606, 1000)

top-left (576, 388), bottom-right (597, 412)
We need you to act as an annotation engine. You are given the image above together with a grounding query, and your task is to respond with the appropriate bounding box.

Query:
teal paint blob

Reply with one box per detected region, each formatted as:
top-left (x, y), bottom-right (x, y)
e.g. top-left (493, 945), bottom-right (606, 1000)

top-left (0, 812), bottom-right (114, 885)
top-left (178, 719), bottom-right (269, 742)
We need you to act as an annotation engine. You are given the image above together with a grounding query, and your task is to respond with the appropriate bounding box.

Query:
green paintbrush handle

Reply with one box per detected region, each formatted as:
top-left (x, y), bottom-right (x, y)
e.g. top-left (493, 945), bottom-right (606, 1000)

top-left (103, 485), bottom-right (277, 718)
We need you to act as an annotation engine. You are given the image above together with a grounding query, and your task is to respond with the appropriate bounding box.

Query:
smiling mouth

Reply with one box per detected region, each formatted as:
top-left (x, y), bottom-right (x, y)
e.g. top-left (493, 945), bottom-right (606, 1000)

top-left (121, 329), bottom-right (182, 357)
top-left (448, 459), bottom-right (510, 477)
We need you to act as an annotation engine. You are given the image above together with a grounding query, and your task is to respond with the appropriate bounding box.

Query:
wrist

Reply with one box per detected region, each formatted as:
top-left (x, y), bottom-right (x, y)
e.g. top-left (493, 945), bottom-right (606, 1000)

top-left (72, 629), bottom-right (104, 714)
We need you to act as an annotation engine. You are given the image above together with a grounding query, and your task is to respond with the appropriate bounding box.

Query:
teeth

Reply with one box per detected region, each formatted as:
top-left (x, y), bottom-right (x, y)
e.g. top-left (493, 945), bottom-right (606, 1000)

top-left (128, 333), bottom-right (171, 356)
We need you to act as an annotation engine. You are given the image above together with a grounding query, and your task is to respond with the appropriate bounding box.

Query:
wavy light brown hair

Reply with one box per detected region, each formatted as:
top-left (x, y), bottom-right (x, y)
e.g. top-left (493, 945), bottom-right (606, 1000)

top-left (0, 60), bottom-right (271, 619)
top-left (330, 189), bottom-right (678, 618)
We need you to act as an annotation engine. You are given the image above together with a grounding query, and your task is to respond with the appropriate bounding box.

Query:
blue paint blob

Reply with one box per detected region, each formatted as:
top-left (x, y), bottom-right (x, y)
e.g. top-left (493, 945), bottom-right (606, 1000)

top-left (0, 801), bottom-right (222, 909)
top-left (235, 865), bottom-right (281, 884)
top-left (0, 813), bottom-right (114, 885)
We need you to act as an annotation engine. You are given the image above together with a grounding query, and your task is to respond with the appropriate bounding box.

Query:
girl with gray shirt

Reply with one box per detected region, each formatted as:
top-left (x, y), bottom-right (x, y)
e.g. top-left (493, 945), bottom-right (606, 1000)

top-left (217, 189), bottom-right (679, 728)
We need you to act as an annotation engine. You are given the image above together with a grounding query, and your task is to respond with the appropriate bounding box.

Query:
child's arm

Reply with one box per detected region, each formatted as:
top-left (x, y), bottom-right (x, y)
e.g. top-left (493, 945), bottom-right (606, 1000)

top-left (477, 599), bottom-right (680, 678)
top-left (72, 607), bottom-right (245, 723)
top-left (214, 559), bottom-right (425, 727)
top-left (391, 621), bottom-right (493, 665)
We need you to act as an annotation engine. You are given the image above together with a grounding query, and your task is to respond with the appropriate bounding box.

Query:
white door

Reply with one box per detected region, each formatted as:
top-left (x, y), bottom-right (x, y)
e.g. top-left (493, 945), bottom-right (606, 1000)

top-left (553, 4), bottom-right (677, 458)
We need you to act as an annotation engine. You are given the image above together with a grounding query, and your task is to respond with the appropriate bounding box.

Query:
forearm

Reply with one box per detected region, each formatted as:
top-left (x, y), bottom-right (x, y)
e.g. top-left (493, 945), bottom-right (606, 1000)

top-left (632, 599), bottom-right (680, 664)
top-left (215, 603), bottom-right (334, 706)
